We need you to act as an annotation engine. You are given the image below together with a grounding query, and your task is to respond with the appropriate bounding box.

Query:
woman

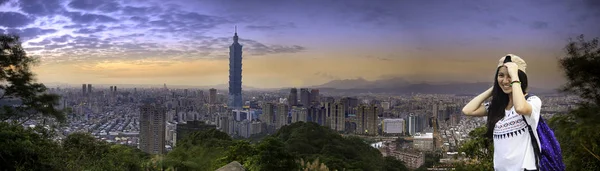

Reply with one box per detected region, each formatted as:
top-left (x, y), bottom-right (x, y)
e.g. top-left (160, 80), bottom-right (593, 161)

top-left (462, 54), bottom-right (542, 171)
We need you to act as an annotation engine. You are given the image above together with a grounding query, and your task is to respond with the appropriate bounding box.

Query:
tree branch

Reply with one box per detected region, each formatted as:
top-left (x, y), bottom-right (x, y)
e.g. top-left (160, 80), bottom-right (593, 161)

top-left (580, 143), bottom-right (600, 162)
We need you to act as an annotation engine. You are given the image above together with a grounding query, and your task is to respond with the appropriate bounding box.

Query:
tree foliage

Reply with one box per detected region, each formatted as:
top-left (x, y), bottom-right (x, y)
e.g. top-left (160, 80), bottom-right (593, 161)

top-left (548, 34), bottom-right (600, 170)
top-left (0, 34), bottom-right (65, 123)
top-left (456, 127), bottom-right (493, 171)
top-left (0, 122), bottom-right (65, 171)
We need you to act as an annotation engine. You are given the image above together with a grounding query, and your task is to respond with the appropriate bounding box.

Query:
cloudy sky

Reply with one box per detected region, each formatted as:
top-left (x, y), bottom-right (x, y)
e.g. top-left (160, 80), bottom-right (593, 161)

top-left (1, 0), bottom-right (598, 89)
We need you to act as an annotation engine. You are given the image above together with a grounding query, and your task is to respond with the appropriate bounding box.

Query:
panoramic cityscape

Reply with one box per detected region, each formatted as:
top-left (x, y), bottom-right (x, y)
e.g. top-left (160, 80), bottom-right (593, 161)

top-left (1, 0), bottom-right (599, 170)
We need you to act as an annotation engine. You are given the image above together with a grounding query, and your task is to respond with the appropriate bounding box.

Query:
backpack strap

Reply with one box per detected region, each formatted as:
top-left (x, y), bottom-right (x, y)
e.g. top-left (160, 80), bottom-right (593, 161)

top-left (521, 94), bottom-right (541, 170)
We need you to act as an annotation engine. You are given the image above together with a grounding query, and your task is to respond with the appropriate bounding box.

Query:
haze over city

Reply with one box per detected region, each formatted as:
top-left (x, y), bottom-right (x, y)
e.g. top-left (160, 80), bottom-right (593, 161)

top-left (1, 0), bottom-right (599, 89)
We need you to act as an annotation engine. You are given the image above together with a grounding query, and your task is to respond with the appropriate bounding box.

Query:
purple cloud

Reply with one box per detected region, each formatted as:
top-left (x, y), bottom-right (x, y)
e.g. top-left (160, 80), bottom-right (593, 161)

top-left (68, 0), bottom-right (121, 13)
top-left (51, 35), bottom-right (74, 43)
top-left (74, 25), bottom-right (107, 34)
top-left (0, 12), bottom-right (35, 28)
top-left (65, 12), bottom-right (118, 24)
top-left (18, 0), bottom-right (65, 16)
top-left (5, 28), bottom-right (57, 41)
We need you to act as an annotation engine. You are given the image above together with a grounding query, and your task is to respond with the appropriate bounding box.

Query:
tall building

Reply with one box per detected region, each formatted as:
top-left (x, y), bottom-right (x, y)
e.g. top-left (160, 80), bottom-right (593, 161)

top-left (288, 88), bottom-right (298, 106)
top-left (228, 27), bottom-right (243, 109)
top-left (110, 86), bottom-right (114, 92)
top-left (276, 103), bottom-right (289, 128)
top-left (87, 84), bottom-right (92, 94)
top-left (327, 102), bottom-right (345, 132)
top-left (114, 86), bottom-right (117, 92)
top-left (365, 105), bottom-right (380, 135)
top-left (300, 88), bottom-right (311, 107)
top-left (408, 114), bottom-right (417, 136)
top-left (357, 105), bottom-right (380, 135)
top-left (82, 84), bottom-right (87, 95)
top-left (261, 103), bottom-right (275, 125)
top-left (310, 89), bottom-right (320, 104)
top-left (356, 105), bottom-right (367, 134)
top-left (308, 106), bottom-right (325, 126)
top-left (139, 100), bottom-right (166, 154)
top-left (209, 88), bottom-right (217, 104)
top-left (291, 106), bottom-right (307, 123)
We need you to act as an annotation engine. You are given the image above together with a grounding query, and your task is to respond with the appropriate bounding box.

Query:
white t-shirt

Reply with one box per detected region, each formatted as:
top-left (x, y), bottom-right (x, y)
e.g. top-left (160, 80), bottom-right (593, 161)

top-left (485, 96), bottom-right (542, 171)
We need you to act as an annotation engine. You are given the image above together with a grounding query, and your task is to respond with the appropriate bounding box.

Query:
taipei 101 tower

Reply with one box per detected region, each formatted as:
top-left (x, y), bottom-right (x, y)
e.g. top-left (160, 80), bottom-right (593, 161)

top-left (228, 26), bottom-right (243, 109)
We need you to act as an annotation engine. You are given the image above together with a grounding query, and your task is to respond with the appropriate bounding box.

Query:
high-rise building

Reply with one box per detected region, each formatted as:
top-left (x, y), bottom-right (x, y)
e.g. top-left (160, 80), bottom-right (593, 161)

top-left (408, 114), bottom-right (417, 136)
top-left (198, 90), bottom-right (204, 101)
top-left (110, 86), bottom-right (114, 92)
top-left (114, 86), bottom-right (117, 92)
top-left (82, 84), bottom-right (87, 95)
top-left (261, 103), bottom-right (275, 125)
top-left (139, 99), bottom-right (166, 154)
top-left (228, 27), bottom-right (243, 109)
top-left (288, 88), bottom-right (298, 106)
top-left (300, 88), bottom-right (311, 107)
top-left (357, 104), bottom-right (380, 135)
top-left (276, 103), bottom-right (289, 128)
top-left (327, 102), bottom-right (345, 132)
top-left (310, 89), bottom-right (320, 104)
top-left (366, 105), bottom-right (380, 135)
top-left (291, 106), bottom-right (307, 123)
top-left (87, 84), bottom-right (92, 94)
top-left (209, 88), bottom-right (217, 104)
top-left (308, 106), bottom-right (325, 126)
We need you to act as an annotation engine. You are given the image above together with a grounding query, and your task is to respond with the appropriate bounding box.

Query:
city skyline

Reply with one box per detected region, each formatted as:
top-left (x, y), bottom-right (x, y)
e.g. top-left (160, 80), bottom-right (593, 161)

top-left (1, 0), bottom-right (599, 89)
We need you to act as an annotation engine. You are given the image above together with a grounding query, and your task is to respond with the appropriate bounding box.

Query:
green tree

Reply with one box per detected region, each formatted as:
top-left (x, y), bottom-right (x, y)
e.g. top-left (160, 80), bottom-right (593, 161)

top-left (0, 34), bottom-right (68, 170)
top-left (217, 140), bottom-right (258, 166)
top-left (549, 34), bottom-right (600, 170)
top-left (245, 137), bottom-right (299, 171)
top-left (382, 156), bottom-right (409, 171)
top-left (162, 129), bottom-right (233, 170)
top-left (0, 34), bottom-right (65, 123)
top-left (0, 122), bottom-right (66, 171)
top-left (457, 127), bottom-right (493, 171)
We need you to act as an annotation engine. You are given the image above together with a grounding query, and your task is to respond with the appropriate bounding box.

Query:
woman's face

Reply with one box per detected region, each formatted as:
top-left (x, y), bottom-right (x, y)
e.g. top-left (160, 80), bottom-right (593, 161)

top-left (497, 67), bottom-right (513, 94)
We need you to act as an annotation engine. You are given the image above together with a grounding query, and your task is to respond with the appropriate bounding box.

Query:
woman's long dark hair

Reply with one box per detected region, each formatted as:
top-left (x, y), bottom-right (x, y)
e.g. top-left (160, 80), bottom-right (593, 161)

top-left (486, 67), bottom-right (528, 139)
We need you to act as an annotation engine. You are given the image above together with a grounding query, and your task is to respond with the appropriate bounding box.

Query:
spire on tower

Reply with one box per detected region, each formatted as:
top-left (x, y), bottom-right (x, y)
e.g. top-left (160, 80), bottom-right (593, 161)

top-left (233, 26), bottom-right (239, 43)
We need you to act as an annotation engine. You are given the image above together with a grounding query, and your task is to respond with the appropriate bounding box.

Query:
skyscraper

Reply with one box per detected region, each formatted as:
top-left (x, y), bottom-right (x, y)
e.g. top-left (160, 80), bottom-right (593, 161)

top-left (300, 88), bottom-right (311, 107)
top-left (276, 103), bottom-right (289, 129)
top-left (310, 89), bottom-right (320, 104)
top-left (288, 88), bottom-right (298, 106)
top-left (261, 102), bottom-right (275, 125)
top-left (228, 27), bottom-right (243, 109)
top-left (209, 88), bottom-right (217, 104)
top-left (87, 84), bottom-right (92, 94)
top-left (326, 102), bottom-right (345, 132)
top-left (82, 84), bottom-right (87, 95)
top-left (139, 99), bottom-right (166, 154)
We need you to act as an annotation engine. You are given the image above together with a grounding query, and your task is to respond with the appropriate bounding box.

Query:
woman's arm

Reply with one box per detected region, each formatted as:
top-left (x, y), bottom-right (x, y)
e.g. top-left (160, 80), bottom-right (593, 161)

top-left (462, 87), bottom-right (493, 117)
top-left (511, 82), bottom-right (532, 115)
top-left (504, 62), bottom-right (533, 115)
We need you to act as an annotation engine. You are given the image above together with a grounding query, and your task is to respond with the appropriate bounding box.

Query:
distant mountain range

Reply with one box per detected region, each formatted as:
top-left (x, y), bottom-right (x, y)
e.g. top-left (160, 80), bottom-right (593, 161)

top-left (304, 77), bottom-right (559, 95)
top-left (43, 77), bottom-right (559, 95)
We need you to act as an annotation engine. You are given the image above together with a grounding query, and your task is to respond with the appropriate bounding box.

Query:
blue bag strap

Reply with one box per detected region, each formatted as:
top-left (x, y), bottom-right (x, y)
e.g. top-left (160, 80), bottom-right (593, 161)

top-left (521, 94), bottom-right (541, 169)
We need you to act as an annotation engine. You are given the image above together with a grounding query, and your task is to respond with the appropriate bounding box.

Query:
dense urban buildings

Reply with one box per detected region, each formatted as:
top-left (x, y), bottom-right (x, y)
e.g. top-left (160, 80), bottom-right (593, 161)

top-left (18, 84), bottom-right (576, 168)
